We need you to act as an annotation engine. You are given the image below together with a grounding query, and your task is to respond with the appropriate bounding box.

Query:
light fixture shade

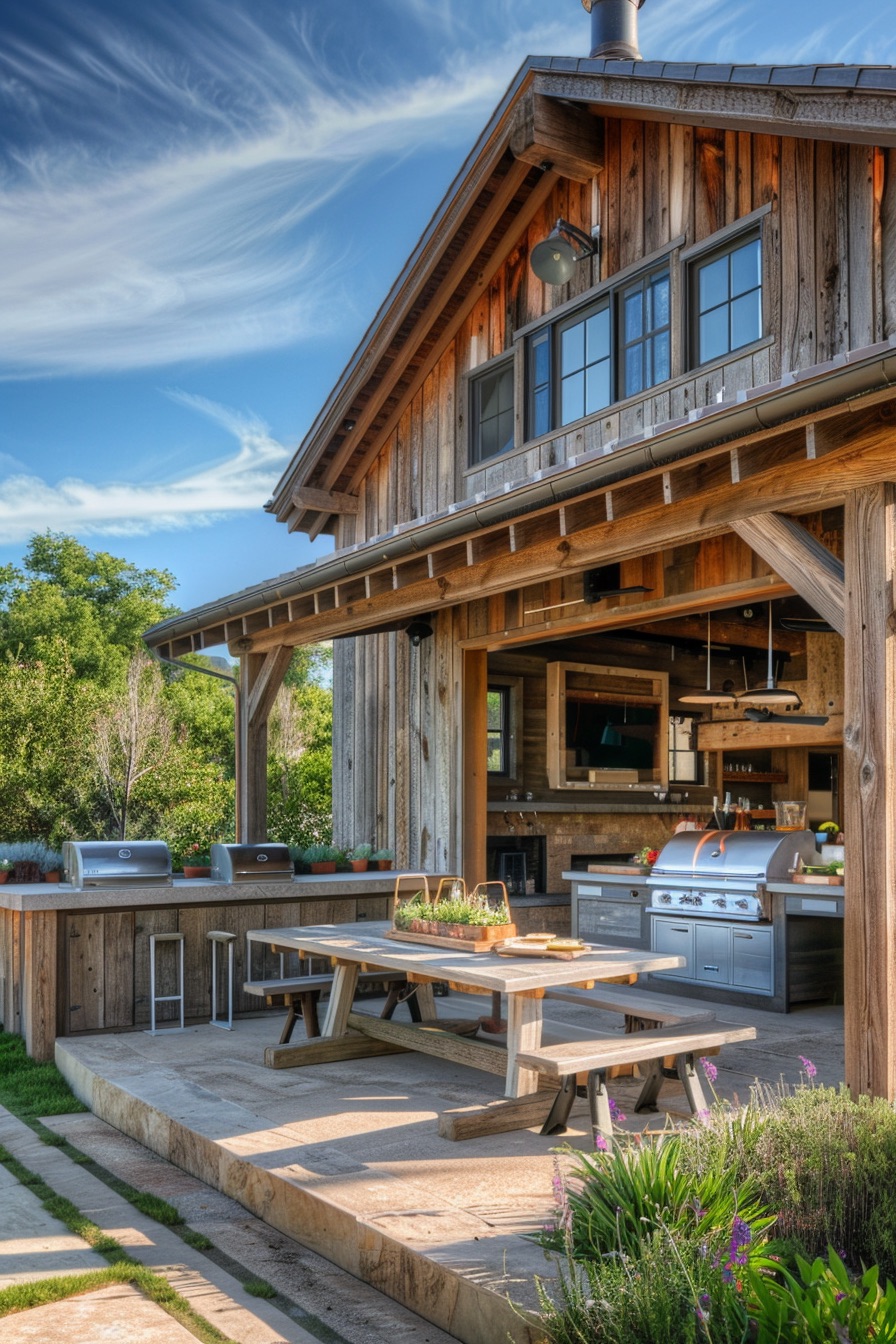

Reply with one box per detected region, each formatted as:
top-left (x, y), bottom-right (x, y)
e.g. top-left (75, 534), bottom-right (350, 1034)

top-left (738, 685), bottom-right (802, 708)
top-left (530, 219), bottom-right (598, 285)
top-left (678, 612), bottom-right (738, 707)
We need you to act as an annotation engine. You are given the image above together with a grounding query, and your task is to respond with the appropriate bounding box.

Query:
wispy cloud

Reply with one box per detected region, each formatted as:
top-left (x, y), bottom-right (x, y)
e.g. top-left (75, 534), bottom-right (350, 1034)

top-left (0, 0), bottom-right (579, 379)
top-left (0, 392), bottom-right (290, 542)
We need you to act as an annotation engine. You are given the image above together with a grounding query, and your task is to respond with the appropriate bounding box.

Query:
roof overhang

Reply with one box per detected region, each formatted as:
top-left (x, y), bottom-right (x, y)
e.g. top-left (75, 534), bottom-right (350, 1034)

top-left (144, 338), bottom-right (896, 660)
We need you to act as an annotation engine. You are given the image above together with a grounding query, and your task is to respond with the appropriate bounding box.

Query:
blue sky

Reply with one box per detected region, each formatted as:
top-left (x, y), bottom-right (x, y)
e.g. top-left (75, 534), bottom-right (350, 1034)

top-left (2, 0), bottom-right (894, 616)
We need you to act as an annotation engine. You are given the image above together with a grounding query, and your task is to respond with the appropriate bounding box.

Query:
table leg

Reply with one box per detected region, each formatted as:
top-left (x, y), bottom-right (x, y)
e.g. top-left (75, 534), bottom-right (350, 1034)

top-left (321, 961), bottom-right (360, 1036)
top-left (505, 992), bottom-right (543, 1098)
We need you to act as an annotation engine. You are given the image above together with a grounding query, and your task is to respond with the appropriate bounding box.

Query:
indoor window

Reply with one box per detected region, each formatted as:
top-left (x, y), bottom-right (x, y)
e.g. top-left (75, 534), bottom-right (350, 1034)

top-left (692, 233), bottom-right (761, 364)
top-left (470, 358), bottom-right (514, 464)
top-left (487, 686), bottom-right (511, 774)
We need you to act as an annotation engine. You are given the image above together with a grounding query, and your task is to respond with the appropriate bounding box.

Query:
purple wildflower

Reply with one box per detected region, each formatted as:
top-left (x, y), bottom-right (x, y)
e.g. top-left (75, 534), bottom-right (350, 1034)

top-left (700, 1056), bottom-right (719, 1084)
top-left (595, 1133), bottom-right (609, 1151)
top-left (608, 1097), bottom-right (627, 1123)
top-left (836, 1293), bottom-right (846, 1303)
top-left (799, 1055), bottom-right (818, 1079)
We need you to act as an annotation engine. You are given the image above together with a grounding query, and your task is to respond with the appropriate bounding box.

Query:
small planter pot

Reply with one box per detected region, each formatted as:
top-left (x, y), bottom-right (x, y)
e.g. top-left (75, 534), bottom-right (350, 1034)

top-left (0, 871), bottom-right (8, 885)
top-left (375, 859), bottom-right (393, 870)
top-left (310, 861), bottom-right (337, 874)
top-left (350, 859), bottom-right (369, 872)
top-left (41, 871), bottom-right (61, 883)
top-left (183, 865), bottom-right (211, 879)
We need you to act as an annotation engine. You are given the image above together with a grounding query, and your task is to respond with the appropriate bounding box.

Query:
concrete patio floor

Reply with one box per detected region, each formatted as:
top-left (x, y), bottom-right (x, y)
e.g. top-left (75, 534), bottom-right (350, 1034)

top-left (52, 988), bottom-right (845, 1344)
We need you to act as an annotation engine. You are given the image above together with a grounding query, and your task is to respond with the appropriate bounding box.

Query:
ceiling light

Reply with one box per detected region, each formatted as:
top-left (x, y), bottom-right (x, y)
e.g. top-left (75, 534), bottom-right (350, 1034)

top-left (679, 612), bottom-right (738, 707)
top-left (738, 603), bottom-right (802, 708)
top-left (530, 218), bottom-right (600, 285)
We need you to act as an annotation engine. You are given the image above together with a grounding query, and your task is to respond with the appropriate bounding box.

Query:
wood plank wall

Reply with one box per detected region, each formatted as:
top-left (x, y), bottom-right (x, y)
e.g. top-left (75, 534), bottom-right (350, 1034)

top-left (331, 120), bottom-right (888, 869)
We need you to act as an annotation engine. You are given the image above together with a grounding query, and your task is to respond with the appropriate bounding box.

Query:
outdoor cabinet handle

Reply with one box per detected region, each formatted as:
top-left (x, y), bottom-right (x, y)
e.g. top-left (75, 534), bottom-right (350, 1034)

top-left (670, 925), bottom-right (689, 934)
top-left (733, 932), bottom-right (753, 939)
top-left (703, 964), bottom-right (720, 972)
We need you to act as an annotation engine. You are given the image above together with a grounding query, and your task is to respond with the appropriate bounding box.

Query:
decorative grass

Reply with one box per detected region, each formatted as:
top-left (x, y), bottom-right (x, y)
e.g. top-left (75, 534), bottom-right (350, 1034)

top-left (0, 1030), bottom-right (88, 1118)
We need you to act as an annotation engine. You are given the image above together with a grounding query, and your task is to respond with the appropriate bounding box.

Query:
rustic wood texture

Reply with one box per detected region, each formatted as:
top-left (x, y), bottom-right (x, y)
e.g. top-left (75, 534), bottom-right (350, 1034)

top-left (843, 484), bottom-right (896, 1101)
top-left (730, 513), bottom-right (845, 634)
top-left (0, 908), bottom-right (22, 1036)
top-left (23, 911), bottom-right (59, 1061)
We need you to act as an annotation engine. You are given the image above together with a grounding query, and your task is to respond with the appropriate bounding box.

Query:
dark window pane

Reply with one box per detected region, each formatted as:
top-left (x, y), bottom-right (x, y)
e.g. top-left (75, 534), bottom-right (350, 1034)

top-left (624, 289), bottom-right (643, 342)
top-left (731, 290), bottom-right (761, 347)
top-left (479, 417), bottom-right (498, 459)
top-left (624, 345), bottom-right (642, 396)
top-left (533, 386), bottom-right (550, 437)
top-left (653, 329), bottom-right (670, 383)
top-left (586, 307), bottom-right (610, 364)
top-left (480, 376), bottom-right (501, 420)
top-left (731, 238), bottom-right (761, 296)
top-left (561, 321), bottom-right (585, 377)
top-left (561, 370), bottom-right (585, 424)
top-left (651, 274), bottom-right (670, 326)
top-left (700, 307), bottom-right (728, 362)
top-left (586, 359), bottom-right (610, 413)
top-left (698, 255), bottom-right (728, 312)
top-left (533, 333), bottom-right (550, 385)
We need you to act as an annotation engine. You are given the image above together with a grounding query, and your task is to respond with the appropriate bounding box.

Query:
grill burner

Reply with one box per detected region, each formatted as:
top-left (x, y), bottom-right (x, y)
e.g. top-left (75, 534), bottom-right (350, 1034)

top-left (647, 829), bottom-right (818, 921)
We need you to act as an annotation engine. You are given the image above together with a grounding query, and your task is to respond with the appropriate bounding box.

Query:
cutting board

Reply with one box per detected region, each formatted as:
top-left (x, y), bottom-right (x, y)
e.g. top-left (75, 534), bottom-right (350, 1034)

top-left (791, 873), bottom-right (843, 885)
top-left (586, 864), bottom-right (650, 875)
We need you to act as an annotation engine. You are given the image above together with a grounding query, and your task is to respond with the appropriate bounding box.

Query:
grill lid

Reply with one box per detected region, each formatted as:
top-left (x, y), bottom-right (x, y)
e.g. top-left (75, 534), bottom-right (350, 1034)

top-left (63, 840), bottom-right (172, 888)
top-left (210, 843), bottom-right (294, 883)
top-left (649, 829), bottom-right (817, 883)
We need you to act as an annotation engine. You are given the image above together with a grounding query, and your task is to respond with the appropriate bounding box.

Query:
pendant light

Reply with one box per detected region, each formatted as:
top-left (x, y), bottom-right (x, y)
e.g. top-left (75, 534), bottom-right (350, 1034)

top-left (679, 613), bottom-right (738, 707)
top-left (738, 603), bottom-right (802, 708)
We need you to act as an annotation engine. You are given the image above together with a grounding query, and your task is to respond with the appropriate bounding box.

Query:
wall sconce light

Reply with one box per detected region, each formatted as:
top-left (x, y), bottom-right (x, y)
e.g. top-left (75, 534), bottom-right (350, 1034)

top-left (405, 620), bottom-right (434, 647)
top-left (530, 218), bottom-right (600, 285)
top-left (583, 565), bottom-right (652, 604)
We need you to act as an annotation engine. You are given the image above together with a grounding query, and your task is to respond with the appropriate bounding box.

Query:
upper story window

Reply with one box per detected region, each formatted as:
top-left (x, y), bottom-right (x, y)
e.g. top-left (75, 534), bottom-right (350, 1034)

top-left (690, 231), bottom-right (762, 365)
top-left (526, 260), bottom-right (669, 438)
top-left (470, 357), bottom-right (514, 464)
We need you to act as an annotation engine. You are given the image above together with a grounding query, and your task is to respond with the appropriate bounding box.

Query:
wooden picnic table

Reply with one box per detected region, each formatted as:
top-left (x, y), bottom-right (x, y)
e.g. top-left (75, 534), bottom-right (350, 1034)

top-left (245, 921), bottom-right (685, 1100)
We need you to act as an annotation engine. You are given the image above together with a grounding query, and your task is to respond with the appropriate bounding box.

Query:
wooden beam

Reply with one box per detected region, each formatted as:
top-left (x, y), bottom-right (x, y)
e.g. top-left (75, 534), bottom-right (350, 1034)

top-left (247, 646), bottom-right (294, 730)
top-left (463, 649), bottom-right (488, 887)
top-left (510, 89), bottom-right (604, 182)
top-left (291, 486), bottom-right (359, 516)
top-left (697, 714), bottom-right (844, 751)
top-left (842, 483), bottom-right (896, 1102)
top-left (729, 513), bottom-right (845, 635)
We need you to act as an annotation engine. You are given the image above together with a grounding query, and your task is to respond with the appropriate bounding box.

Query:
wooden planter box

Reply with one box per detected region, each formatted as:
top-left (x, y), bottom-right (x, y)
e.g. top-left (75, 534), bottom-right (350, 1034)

top-left (388, 920), bottom-right (516, 952)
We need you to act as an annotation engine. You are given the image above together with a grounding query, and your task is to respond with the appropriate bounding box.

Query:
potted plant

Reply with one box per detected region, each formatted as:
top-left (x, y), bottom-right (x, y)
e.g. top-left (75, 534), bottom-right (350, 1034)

top-left (0, 858), bottom-right (12, 885)
top-left (348, 843), bottom-right (372, 873)
top-left (303, 843), bottom-right (341, 874)
top-left (631, 845), bottom-right (661, 873)
top-left (41, 847), bottom-right (63, 882)
top-left (371, 847), bottom-right (394, 871)
top-left (393, 883), bottom-right (514, 944)
top-left (182, 844), bottom-right (212, 878)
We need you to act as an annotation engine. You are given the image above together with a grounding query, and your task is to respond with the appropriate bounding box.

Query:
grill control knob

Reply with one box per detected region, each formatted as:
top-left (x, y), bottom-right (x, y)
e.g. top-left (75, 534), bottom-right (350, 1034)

top-left (658, 892), bottom-right (672, 904)
top-left (693, 894), bottom-right (703, 906)
top-left (735, 899), bottom-right (749, 910)
top-left (713, 897), bottom-right (726, 908)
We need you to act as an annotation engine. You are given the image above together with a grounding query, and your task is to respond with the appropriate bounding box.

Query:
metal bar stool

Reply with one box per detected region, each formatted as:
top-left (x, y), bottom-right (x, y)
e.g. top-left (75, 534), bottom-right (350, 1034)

top-left (208, 930), bottom-right (236, 1030)
top-left (148, 931), bottom-right (185, 1034)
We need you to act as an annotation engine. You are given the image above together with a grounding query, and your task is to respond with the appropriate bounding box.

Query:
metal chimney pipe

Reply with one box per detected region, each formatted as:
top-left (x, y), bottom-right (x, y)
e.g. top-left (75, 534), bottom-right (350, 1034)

top-left (581, 0), bottom-right (645, 60)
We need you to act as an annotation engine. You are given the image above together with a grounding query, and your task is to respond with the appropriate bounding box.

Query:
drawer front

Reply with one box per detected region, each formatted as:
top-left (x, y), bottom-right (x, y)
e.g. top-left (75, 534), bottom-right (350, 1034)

top-left (651, 917), bottom-right (693, 978)
top-left (694, 922), bottom-right (732, 985)
top-left (577, 897), bottom-right (645, 944)
top-left (731, 926), bottom-right (774, 992)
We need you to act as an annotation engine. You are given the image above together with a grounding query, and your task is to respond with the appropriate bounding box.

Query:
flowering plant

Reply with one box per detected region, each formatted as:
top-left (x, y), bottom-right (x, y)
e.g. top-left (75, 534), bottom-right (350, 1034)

top-left (633, 845), bottom-right (660, 867)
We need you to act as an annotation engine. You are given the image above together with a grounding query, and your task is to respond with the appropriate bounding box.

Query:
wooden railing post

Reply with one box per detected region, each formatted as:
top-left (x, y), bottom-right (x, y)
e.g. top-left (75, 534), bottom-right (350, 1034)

top-left (462, 649), bottom-right (488, 887)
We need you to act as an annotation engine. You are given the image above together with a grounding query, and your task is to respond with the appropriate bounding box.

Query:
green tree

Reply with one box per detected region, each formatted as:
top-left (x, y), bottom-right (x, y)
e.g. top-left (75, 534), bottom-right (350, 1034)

top-left (0, 533), bottom-right (176, 687)
top-left (92, 653), bottom-right (175, 839)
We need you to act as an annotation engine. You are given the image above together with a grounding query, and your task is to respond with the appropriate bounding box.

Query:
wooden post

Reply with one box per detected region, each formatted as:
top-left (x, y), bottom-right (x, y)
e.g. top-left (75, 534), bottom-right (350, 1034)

top-left (238, 646), bottom-right (294, 844)
top-left (842, 483), bottom-right (896, 1101)
top-left (23, 910), bottom-right (59, 1061)
top-left (462, 649), bottom-right (488, 887)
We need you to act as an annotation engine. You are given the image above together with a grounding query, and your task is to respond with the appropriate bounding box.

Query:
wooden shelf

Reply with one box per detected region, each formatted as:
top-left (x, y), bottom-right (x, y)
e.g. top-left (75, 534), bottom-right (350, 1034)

top-left (722, 772), bottom-right (787, 783)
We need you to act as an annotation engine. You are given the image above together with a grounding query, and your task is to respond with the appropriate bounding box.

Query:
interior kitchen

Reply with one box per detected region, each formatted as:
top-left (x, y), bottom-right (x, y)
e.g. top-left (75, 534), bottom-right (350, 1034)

top-left (484, 566), bottom-right (844, 1013)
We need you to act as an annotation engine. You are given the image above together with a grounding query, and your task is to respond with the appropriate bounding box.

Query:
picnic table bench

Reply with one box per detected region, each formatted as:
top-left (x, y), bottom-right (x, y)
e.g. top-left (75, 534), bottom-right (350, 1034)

top-left (243, 969), bottom-right (412, 1042)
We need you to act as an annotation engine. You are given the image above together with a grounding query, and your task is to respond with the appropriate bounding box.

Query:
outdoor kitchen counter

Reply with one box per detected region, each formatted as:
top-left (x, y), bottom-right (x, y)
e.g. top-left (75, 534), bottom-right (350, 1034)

top-left (0, 873), bottom-right (565, 1060)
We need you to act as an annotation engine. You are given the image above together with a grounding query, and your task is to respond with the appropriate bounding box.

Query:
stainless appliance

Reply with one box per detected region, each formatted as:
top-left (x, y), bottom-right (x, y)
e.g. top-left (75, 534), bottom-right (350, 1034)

top-left (647, 829), bottom-right (818, 921)
top-left (63, 840), bottom-right (172, 889)
top-left (210, 843), bottom-right (294, 884)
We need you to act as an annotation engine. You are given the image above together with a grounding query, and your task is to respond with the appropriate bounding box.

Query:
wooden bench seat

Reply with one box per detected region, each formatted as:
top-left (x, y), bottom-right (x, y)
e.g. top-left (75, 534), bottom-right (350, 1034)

top-left (543, 983), bottom-right (717, 1028)
top-left (515, 1020), bottom-right (756, 1145)
top-left (243, 970), bottom-right (410, 1043)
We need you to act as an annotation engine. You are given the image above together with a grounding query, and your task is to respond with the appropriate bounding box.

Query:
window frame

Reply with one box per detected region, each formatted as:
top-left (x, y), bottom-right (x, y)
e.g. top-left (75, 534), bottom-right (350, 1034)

top-left (520, 238), bottom-right (683, 440)
top-left (682, 204), bottom-right (771, 371)
top-left (486, 676), bottom-right (523, 782)
top-left (468, 351), bottom-right (516, 467)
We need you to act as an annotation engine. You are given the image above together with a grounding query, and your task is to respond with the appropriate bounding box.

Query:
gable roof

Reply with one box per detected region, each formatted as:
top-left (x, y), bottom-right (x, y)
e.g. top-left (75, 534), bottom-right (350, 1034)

top-left (266, 55), bottom-right (896, 539)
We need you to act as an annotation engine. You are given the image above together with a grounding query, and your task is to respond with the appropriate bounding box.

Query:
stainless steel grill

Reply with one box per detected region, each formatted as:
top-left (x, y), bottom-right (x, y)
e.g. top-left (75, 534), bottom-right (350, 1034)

top-left (647, 829), bottom-right (818, 921)
top-left (63, 840), bottom-right (172, 889)
top-left (210, 843), bottom-right (294, 883)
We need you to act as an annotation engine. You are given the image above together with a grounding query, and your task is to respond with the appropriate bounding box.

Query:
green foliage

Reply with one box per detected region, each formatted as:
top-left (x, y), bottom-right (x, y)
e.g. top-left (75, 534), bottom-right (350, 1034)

top-left (348, 843), bottom-right (373, 860)
top-left (302, 843), bottom-right (340, 864)
top-left (0, 533), bottom-right (176, 687)
top-left (243, 1278), bottom-right (277, 1299)
top-left (746, 1249), bottom-right (896, 1342)
top-left (283, 644), bottom-right (332, 690)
